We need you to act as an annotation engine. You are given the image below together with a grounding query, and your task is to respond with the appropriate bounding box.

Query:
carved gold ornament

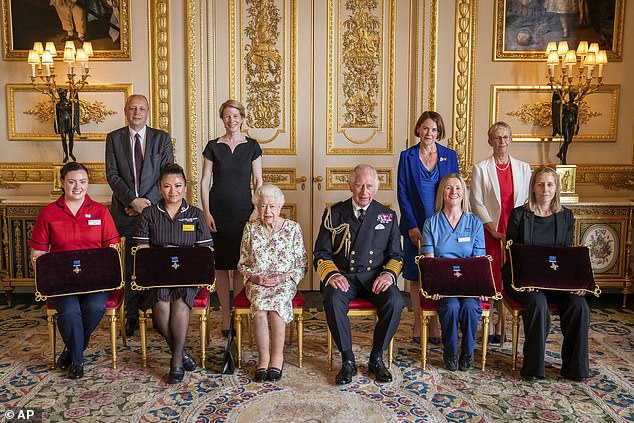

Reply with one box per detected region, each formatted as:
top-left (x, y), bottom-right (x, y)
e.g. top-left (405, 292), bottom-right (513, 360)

top-left (341, 0), bottom-right (380, 128)
top-left (244, 0), bottom-right (282, 129)
top-left (507, 101), bottom-right (601, 127)
top-left (24, 100), bottom-right (116, 125)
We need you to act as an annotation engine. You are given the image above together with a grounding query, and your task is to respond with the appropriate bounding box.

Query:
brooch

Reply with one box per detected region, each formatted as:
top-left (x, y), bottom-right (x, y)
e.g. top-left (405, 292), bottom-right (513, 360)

top-left (439, 157), bottom-right (447, 162)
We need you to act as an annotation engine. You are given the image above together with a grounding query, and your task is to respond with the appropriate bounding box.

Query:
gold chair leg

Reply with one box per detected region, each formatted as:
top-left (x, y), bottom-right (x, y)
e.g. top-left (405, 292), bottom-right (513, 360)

top-left (200, 313), bottom-right (207, 369)
top-left (235, 314), bottom-right (242, 367)
top-left (499, 303), bottom-right (506, 348)
top-left (297, 312), bottom-right (303, 368)
top-left (139, 311), bottom-right (148, 368)
top-left (327, 326), bottom-right (333, 371)
top-left (421, 314), bottom-right (429, 369)
top-left (481, 314), bottom-right (489, 371)
top-left (48, 313), bottom-right (57, 369)
top-left (511, 313), bottom-right (520, 371)
top-left (388, 338), bottom-right (393, 369)
top-left (109, 312), bottom-right (118, 369)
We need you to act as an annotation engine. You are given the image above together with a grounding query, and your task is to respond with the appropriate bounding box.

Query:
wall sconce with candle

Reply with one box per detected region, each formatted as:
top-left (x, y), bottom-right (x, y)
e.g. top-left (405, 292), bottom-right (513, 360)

top-left (26, 40), bottom-right (93, 162)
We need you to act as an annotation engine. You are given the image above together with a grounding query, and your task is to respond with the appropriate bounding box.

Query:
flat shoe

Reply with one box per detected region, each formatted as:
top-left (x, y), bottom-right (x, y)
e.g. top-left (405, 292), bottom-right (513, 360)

top-left (182, 352), bottom-right (197, 372)
top-left (57, 349), bottom-right (71, 370)
top-left (255, 368), bottom-right (268, 382)
top-left (169, 367), bottom-right (185, 384)
top-left (335, 360), bottom-right (357, 385)
top-left (268, 365), bottom-right (284, 382)
top-left (68, 364), bottom-right (84, 379)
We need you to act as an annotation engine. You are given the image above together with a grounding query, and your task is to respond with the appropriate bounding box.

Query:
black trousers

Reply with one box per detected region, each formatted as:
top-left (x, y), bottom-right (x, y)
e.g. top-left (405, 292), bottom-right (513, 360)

top-left (509, 288), bottom-right (590, 378)
top-left (117, 223), bottom-right (138, 320)
top-left (322, 275), bottom-right (404, 358)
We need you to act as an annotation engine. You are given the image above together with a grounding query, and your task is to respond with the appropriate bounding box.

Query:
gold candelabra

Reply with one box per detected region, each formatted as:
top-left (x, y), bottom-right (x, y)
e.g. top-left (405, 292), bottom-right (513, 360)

top-left (27, 40), bottom-right (93, 103)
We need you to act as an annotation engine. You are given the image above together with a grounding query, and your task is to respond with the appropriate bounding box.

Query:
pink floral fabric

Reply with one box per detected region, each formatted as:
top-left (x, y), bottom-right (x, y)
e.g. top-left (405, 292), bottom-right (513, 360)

top-left (237, 219), bottom-right (308, 323)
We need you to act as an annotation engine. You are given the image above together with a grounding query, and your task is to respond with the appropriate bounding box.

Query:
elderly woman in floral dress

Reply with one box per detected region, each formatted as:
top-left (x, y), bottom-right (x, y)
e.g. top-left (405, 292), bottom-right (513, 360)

top-left (237, 184), bottom-right (308, 383)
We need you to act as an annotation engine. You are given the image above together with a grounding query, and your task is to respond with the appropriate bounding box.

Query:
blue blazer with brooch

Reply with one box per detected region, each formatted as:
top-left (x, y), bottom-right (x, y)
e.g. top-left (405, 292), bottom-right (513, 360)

top-left (397, 142), bottom-right (460, 235)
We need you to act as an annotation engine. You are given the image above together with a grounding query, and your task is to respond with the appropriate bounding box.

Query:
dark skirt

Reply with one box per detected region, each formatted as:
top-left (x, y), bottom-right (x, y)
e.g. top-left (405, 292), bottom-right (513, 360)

top-left (140, 287), bottom-right (200, 310)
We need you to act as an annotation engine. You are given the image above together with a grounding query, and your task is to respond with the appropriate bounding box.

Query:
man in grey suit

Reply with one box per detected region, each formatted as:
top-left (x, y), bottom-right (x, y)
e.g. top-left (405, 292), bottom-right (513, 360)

top-left (105, 94), bottom-right (174, 336)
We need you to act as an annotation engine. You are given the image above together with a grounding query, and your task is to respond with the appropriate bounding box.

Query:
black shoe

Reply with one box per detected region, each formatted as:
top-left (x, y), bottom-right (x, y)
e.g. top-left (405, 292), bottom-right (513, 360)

top-left (522, 375), bottom-right (538, 382)
top-left (68, 364), bottom-right (84, 379)
top-left (443, 352), bottom-right (458, 371)
top-left (57, 350), bottom-right (71, 370)
top-left (254, 368), bottom-right (268, 382)
top-left (168, 367), bottom-right (185, 384)
top-left (267, 364), bottom-right (284, 382)
top-left (368, 357), bottom-right (392, 383)
top-left (182, 352), bottom-right (197, 372)
top-left (335, 360), bottom-right (357, 385)
top-left (459, 353), bottom-right (473, 371)
top-left (428, 337), bottom-right (441, 345)
top-left (125, 318), bottom-right (138, 337)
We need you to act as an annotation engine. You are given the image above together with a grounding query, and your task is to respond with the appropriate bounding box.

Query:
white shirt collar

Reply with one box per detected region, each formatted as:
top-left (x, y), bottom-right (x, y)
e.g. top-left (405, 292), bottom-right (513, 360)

top-left (129, 125), bottom-right (147, 140)
top-left (351, 200), bottom-right (368, 213)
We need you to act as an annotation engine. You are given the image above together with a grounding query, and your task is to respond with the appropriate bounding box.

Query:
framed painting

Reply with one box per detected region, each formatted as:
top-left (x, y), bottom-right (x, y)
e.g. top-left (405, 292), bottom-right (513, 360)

top-left (7, 83), bottom-right (132, 141)
top-left (490, 84), bottom-right (619, 142)
top-left (1, 0), bottom-right (130, 60)
top-left (494, 0), bottom-right (624, 61)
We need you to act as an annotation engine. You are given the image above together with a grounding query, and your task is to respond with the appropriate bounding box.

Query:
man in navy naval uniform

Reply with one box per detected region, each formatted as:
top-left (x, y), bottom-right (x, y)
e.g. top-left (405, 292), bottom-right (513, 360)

top-left (314, 164), bottom-right (404, 385)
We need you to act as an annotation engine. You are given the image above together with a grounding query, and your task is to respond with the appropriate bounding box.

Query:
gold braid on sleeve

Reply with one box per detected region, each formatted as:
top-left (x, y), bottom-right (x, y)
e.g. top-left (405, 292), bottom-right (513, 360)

top-left (323, 207), bottom-right (351, 259)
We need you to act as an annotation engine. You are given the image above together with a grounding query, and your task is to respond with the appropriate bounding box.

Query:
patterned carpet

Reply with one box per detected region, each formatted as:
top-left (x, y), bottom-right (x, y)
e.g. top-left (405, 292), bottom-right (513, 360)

top-left (0, 303), bottom-right (633, 422)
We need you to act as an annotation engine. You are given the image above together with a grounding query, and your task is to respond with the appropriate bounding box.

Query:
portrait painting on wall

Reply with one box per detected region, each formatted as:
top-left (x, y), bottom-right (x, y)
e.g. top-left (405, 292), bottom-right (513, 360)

top-left (1, 0), bottom-right (130, 60)
top-left (494, 0), bottom-right (624, 61)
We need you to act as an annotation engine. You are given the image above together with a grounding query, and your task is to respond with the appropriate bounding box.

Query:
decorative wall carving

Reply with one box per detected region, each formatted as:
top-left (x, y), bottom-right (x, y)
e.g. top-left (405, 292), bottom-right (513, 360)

top-left (507, 101), bottom-right (600, 128)
top-left (149, 0), bottom-right (172, 134)
top-left (24, 100), bottom-right (116, 125)
top-left (0, 163), bottom-right (106, 189)
top-left (326, 167), bottom-right (393, 190)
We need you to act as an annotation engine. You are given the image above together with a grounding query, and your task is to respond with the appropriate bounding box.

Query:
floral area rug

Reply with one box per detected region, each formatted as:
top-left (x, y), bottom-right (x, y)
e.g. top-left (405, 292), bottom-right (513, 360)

top-left (0, 303), bottom-right (632, 422)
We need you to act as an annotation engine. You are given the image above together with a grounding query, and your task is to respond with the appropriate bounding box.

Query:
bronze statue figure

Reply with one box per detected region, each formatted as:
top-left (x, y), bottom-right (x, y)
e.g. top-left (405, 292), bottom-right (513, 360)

top-left (552, 90), bottom-right (580, 165)
top-left (54, 88), bottom-right (81, 163)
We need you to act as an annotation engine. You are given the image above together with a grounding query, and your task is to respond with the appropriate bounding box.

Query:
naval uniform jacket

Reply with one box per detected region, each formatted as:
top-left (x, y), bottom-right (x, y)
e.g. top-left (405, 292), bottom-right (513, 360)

top-left (314, 199), bottom-right (403, 287)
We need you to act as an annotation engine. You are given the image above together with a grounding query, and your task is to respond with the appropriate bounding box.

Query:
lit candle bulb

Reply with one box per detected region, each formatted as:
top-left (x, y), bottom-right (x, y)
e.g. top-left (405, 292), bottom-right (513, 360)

top-left (563, 49), bottom-right (577, 77)
top-left (547, 51), bottom-right (559, 78)
top-left (584, 52), bottom-right (596, 80)
top-left (32, 42), bottom-right (44, 55)
top-left (41, 51), bottom-right (53, 77)
top-left (27, 50), bottom-right (40, 77)
top-left (63, 47), bottom-right (75, 75)
top-left (45, 42), bottom-right (57, 57)
top-left (75, 48), bottom-right (88, 75)
top-left (595, 50), bottom-right (608, 78)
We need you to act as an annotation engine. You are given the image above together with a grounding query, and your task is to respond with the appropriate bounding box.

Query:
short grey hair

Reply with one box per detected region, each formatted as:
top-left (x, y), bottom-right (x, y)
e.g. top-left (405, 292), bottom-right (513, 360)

top-left (348, 164), bottom-right (380, 188)
top-left (487, 121), bottom-right (512, 139)
top-left (252, 184), bottom-right (285, 207)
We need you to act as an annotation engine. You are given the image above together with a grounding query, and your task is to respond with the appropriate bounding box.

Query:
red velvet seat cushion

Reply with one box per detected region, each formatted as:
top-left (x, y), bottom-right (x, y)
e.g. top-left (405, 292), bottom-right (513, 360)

top-left (105, 288), bottom-right (124, 309)
top-left (234, 288), bottom-right (305, 308)
top-left (348, 298), bottom-right (378, 310)
top-left (193, 288), bottom-right (210, 309)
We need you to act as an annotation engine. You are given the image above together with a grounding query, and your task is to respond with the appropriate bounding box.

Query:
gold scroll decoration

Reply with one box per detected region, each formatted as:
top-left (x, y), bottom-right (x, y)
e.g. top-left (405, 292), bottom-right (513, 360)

top-left (24, 100), bottom-right (116, 125)
top-left (507, 101), bottom-right (601, 128)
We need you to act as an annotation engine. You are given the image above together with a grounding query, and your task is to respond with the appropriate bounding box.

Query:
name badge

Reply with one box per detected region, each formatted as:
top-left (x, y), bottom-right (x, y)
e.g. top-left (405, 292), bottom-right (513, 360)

top-left (458, 236), bottom-right (470, 243)
top-left (88, 219), bottom-right (101, 226)
top-left (182, 224), bottom-right (195, 232)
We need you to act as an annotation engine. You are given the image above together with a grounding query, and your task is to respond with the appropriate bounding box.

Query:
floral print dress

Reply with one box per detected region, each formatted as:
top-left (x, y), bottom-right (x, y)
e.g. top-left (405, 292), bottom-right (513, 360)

top-left (237, 219), bottom-right (308, 323)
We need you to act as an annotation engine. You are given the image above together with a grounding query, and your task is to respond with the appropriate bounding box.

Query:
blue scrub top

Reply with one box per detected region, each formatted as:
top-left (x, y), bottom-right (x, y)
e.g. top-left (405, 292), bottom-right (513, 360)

top-left (421, 212), bottom-right (486, 258)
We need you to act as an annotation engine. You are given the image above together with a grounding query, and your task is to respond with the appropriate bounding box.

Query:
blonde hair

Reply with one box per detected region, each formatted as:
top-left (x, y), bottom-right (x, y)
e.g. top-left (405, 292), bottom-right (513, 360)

top-left (434, 173), bottom-right (470, 214)
top-left (219, 99), bottom-right (246, 119)
top-left (525, 166), bottom-right (562, 213)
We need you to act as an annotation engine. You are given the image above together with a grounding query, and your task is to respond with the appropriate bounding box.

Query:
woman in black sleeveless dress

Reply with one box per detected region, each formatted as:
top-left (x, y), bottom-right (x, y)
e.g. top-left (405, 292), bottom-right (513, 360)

top-left (200, 99), bottom-right (263, 334)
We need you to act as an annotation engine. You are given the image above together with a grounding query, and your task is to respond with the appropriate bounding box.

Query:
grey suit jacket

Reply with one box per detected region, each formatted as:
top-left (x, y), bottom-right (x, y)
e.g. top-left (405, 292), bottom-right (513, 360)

top-left (105, 125), bottom-right (174, 229)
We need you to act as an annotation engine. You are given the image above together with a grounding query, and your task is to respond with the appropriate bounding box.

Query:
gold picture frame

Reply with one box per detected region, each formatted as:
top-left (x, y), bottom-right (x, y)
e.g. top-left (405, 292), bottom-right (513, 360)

top-left (7, 83), bottom-right (132, 141)
top-left (1, 0), bottom-right (131, 60)
top-left (493, 0), bottom-right (624, 61)
top-left (490, 84), bottom-right (619, 142)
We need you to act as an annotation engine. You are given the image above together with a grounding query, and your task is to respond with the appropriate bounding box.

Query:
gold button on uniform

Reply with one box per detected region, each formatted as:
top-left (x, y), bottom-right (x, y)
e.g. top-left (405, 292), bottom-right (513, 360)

top-left (350, 259), bottom-right (355, 264)
top-left (350, 267), bottom-right (354, 271)
top-left (369, 260), bottom-right (373, 264)
top-left (369, 251), bottom-right (374, 255)
top-left (367, 267), bottom-right (372, 271)
top-left (351, 251), bottom-right (356, 255)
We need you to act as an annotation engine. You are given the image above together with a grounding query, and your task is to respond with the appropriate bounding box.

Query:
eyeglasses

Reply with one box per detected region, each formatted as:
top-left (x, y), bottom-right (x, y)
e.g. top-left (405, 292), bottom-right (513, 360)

top-left (492, 135), bottom-right (511, 142)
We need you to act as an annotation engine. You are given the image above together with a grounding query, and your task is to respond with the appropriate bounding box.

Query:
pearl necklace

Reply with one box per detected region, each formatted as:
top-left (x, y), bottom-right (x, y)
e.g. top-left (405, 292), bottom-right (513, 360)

top-left (495, 162), bottom-right (510, 171)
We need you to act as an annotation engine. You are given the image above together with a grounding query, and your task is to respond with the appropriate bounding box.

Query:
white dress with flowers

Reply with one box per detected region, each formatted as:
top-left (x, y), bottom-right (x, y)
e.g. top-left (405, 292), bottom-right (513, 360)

top-left (237, 219), bottom-right (308, 323)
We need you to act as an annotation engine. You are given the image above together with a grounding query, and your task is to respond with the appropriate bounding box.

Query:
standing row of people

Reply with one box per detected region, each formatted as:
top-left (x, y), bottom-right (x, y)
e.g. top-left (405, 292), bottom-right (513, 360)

top-left (29, 98), bottom-right (590, 386)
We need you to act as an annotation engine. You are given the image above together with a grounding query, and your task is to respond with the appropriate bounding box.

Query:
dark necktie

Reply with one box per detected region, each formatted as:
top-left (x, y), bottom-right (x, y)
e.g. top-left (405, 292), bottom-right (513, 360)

top-left (358, 208), bottom-right (366, 222)
top-left (134, 133), bottom-right (143, 192)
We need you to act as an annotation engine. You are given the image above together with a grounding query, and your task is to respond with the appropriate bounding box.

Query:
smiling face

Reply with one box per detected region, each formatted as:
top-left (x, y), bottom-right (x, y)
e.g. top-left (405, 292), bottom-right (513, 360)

top-left (221, 106), bottom-right (245, 134)
top-left (532, 171), bottom-right (557, 208)
top-left (159, 173), bottom-right (187, 205)
top-left (258, 196), bottom-right (281, 225)
top-left (349, 169), bottom-right (378, 208)
top-left (62, 170), bottom-right (89, 202)
top-left (442, 177), bottom-right (463, 210)
top-left (488, 127), bottom-right (512, 157)
top-left (418, 118), bottom-right (439, 147)
top-left (124, 96), bottom-right (149, 131)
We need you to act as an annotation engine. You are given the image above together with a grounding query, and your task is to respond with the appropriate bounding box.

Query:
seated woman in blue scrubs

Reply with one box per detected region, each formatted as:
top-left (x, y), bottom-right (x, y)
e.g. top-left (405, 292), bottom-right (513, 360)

top-left (420, 173), bottom-right (487, 371)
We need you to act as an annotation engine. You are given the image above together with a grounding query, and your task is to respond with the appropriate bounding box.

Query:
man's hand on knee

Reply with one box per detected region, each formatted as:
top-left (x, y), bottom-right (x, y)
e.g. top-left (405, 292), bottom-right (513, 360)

top-left (371, 273), bottom-right (393, 294)
top-left (328, 274), bottom-right (349, 292)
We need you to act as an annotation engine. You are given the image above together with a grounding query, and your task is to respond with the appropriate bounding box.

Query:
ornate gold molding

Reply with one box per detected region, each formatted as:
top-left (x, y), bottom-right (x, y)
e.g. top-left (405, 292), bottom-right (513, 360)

top-left (262, 168), bottom-right (298, 190)
top-left (450, 0), bottom-right (477, 180)
top-left (507, 101), bottom-right (600, 128)
top-left (0, 163), bottom-right (106, 189)
top-left (326, 167), bottom-right (393, 190)
top-left (149, 0), bottom-right (171, 134)
top-left (428, 0), bottom-right (438, 112)
top-left (185, 0), bottom-right (199, 205)
top-left (576, 165), bottom-right (634, 191)
top-left (280, 203), bottom-right (297, 221)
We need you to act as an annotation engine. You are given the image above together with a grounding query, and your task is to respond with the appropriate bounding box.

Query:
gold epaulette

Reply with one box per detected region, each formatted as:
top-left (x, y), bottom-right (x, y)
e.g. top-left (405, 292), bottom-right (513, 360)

top-left (384, 258), bottom-right (403, 276)
top-left (316, 259), bottom-right (339, 281)
top-left (323, 206), bottom-right (351, 259)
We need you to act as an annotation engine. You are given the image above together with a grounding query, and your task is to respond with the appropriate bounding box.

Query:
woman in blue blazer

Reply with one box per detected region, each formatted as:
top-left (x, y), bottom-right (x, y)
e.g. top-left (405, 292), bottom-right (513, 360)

top-left (397, 111), bottom-right (460, 343)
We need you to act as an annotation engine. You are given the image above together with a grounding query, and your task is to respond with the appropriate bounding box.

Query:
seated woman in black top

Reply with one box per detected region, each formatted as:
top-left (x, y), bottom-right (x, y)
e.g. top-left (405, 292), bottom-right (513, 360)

top-left (133, 164), bottom-right (214, 384)
top-left (502, 166), bottom-right (590, 381)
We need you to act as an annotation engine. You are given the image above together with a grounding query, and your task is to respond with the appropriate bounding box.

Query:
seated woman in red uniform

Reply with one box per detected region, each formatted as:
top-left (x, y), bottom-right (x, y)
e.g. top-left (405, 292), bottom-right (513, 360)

top-left (133, 163), bottom-right (214, 384)
top-left (29, 162), bottom-right (120, 379)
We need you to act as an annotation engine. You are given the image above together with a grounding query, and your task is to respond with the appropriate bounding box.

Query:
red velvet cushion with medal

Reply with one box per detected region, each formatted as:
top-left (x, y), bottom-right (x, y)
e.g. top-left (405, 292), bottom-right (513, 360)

top-left (507, 243), bottom-right (600, 296)
top-left (132, 247), bottom-right (215, 290)
top-left (417, 255), bottom-right (501, 299)
top-left (35, 247), bottom-right (123, 300)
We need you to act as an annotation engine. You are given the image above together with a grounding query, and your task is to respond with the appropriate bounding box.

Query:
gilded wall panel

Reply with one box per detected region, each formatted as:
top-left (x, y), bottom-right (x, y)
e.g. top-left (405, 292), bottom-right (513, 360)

top-left (326, 167), bottom-right (393, 190)
top-left (327, 0), bottom-right (395, 155)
